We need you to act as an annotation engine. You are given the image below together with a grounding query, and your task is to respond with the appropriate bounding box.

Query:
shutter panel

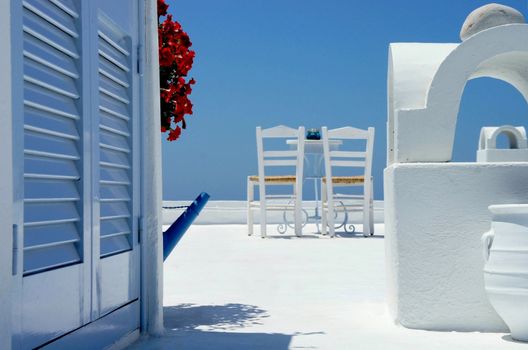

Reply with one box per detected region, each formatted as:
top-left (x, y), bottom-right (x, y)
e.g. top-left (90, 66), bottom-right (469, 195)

top-left (22, 0), bottom-right (82, 275)
top-left (97, 13), bottom-right (133, 258)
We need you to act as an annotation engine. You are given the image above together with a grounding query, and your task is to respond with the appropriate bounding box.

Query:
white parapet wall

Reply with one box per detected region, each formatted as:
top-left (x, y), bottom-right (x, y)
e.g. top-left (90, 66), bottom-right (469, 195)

top-left (384, 162), bottom-right (528, 331)
top-left (162, 200), bottom-right (384, 226)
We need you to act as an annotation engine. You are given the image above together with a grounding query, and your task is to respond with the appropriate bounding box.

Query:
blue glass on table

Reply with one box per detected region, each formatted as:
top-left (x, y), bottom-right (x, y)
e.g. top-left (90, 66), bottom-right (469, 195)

top-left (306, 128), bottom-right (321, 140)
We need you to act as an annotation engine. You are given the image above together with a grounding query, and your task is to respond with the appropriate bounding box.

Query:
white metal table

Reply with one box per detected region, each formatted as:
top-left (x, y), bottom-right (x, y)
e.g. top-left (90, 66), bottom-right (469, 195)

top-left (286, 139), bottom-right (351, 233)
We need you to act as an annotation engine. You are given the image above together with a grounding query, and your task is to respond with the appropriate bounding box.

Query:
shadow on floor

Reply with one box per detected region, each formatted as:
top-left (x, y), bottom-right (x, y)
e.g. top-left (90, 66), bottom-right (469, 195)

top-left (334, 232), bottom-right (384, 239)
top-left (164, 303), bottom-right (269, 331)
top-left (139, 304), bottom-right (293, 350)
top-left (262, 232), bottom-right (384, 239)
top-left (502, 335), bottom-right (528, 344)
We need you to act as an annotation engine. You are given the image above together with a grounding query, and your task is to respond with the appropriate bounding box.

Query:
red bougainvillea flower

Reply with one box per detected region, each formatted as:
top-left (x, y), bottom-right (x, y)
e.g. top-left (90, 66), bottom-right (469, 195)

top-left (157, 0), bottom-right (168, 17)
top-left (158, 0), bottom-right (195, 141)
top-left (168, 126), bottom-right (182, 141)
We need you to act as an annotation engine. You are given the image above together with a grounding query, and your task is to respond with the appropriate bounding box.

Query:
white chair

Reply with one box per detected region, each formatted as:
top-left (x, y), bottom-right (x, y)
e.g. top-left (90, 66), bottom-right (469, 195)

top-left (321, 126), bottom-right (375, 237)
top-left (247, 125), bottom-right (305, 237)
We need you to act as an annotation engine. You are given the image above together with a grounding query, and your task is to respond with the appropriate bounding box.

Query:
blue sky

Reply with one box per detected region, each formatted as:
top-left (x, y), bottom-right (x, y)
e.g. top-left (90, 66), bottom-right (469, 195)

top-left (162, 0), bottom-right (528, 200)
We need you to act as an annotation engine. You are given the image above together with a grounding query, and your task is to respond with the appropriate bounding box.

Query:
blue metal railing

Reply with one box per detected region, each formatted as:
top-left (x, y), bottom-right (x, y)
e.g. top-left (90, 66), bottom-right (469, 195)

top-left (162, 192), bottom-right (210, 261)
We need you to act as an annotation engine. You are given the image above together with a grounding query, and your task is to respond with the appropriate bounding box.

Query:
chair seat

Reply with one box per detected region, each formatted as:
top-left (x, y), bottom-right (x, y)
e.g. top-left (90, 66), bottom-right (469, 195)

top-left (249, 175), bottom-right (297, 184)
top-left (322, 176), bottom-right (364, 184)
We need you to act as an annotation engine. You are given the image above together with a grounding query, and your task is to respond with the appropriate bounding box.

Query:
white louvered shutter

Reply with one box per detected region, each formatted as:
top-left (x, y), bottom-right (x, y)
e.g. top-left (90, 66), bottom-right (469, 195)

top-left (22, 0), bottom-right (83, 275)
top-left (16, 1), bottom-right (141, 348)
top-left (97, 13), bottom-right (134, 258)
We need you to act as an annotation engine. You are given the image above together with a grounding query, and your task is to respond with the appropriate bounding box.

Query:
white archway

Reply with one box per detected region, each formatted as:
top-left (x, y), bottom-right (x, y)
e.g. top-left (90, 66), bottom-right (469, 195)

top-left (479, 125), bottom-right (527, 150)
top-left (388, 24), bottom-right (528, 163)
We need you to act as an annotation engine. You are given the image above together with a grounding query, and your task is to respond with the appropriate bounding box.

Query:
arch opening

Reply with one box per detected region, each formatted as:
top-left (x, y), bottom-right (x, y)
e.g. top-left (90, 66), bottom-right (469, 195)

top-left (496, 131), bottom-right (518, 149)
top-left (453, 77), bottom-right (528, 162)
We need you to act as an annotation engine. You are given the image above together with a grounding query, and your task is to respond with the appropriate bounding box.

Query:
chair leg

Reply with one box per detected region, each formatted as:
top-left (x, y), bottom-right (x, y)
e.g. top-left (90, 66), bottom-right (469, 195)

top-left (294, 185), bottom-right (302, 237)
top-left (321, 182), bottom-right (327, 235)
top-left (327, 200), bottom-right (335, 238)
top-left (247, 178), bottom-right (254, 236)
top-left (260, 200), bottom-right (267, 238)
top-left (363, 196), bottom-right (370, 237)
top-left (369, 181), bottom-right (374, 235)
top-left (363, 181), bottom-right (372, 237)
top-left (327, 188), bottom-right (336, 238)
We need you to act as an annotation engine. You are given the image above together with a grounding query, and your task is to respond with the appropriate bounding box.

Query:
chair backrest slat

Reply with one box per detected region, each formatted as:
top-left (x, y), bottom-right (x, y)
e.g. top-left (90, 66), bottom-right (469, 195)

top-left (329, 151), bottom-right (366, 158)
top-left (263, 150), bottom-right (298, 158)
top-left (322, 125), bottom-right (375, 180)
top-left (261, 125), bottom-right (299, 138)
top-left (327, 126), bottom-right (369, 139)
top-left (330, 160), bottom-right (366, 167)
top-left (263, 159), bottom-right (298, 166)
top-left (256, 125), bottom-right (305, 202)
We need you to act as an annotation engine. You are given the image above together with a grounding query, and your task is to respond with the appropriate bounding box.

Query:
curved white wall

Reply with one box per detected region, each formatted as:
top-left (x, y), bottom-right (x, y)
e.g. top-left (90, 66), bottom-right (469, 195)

top-left (389, 24), bottom-right (528, 163)
top-left (387, 43), bottom-right (457, 164)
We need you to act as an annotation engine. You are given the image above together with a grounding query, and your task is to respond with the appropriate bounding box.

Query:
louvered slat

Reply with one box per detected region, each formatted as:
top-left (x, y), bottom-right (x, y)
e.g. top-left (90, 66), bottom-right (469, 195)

top-left (25, 178), bottom-right (79, 202)
top-left (23, 0), bottom-right (78, 38)
top-left (100, 184), bottom-right (130, 200)
top-left (100, 110), bottom-right (129, 135)
top-left (24, 130), bottom-right (79, 159)
top-left (23, 32), bottom-right (79, 79)
top-left (49, 0), bottom-right (79, 19)
top-left (23, 0), bottom-right (82, 275)
top-left (24, 58), bottom-right (79, 98)
top-left (99, 58), bottom-right (129, 87)
top-left (24, 106), bottom-right (79, 138)
top-left (25, 202), bottom-right (80, 227)
top-left (98, 15), bottom-right (133, 258)
top-left (100, 147), bottom-right (130, 168)
top-left (25, 223), bottom-right (80, 250)
top-left (100, 75), bottom-right (129, 103)
top-left (100, 166), bottom-right (129, 184)
top-left (24, 244), bottom-right (80, 275)
top-left (25, 155), bottom-right (80, 179)
top-left (99, 93), bottom-right (129, 120)
top-left (24, 82), bottom-right (80, 119)
top-left (23, 6), bottom-right (78, 59)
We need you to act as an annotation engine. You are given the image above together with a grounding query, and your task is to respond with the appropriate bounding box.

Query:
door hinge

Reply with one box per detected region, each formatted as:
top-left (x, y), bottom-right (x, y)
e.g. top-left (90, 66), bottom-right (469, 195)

top-left (12, 224), bottom-right (19, 276)
top-left (137, 44), bottom-right (144, 76)
top-left (138, 217), bottom-right (143, 244)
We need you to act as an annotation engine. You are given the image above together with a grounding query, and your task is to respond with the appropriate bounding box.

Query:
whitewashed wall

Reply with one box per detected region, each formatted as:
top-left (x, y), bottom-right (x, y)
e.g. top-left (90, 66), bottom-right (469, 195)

top-left (386, 23), bottom-right (528, 331)
top-left (384, 163), bottom-right (528, 331)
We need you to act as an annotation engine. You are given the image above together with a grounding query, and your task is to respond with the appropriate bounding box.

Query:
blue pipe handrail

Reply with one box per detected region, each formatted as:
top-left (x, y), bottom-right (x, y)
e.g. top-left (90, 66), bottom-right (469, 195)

top-left (162, 192), bottom-right (210, 261)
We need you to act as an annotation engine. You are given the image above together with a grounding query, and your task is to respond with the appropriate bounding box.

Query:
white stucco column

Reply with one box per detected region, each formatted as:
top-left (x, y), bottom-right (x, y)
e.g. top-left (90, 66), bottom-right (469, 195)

top-left (140, 0), bottom-right (164, 336)
top-left (0, 1), bottom-right (13, 348)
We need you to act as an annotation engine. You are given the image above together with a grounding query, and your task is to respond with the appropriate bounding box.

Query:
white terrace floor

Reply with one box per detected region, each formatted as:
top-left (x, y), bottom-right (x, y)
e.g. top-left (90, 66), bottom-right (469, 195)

top-left (129, 224), bottom-right (526, 350)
